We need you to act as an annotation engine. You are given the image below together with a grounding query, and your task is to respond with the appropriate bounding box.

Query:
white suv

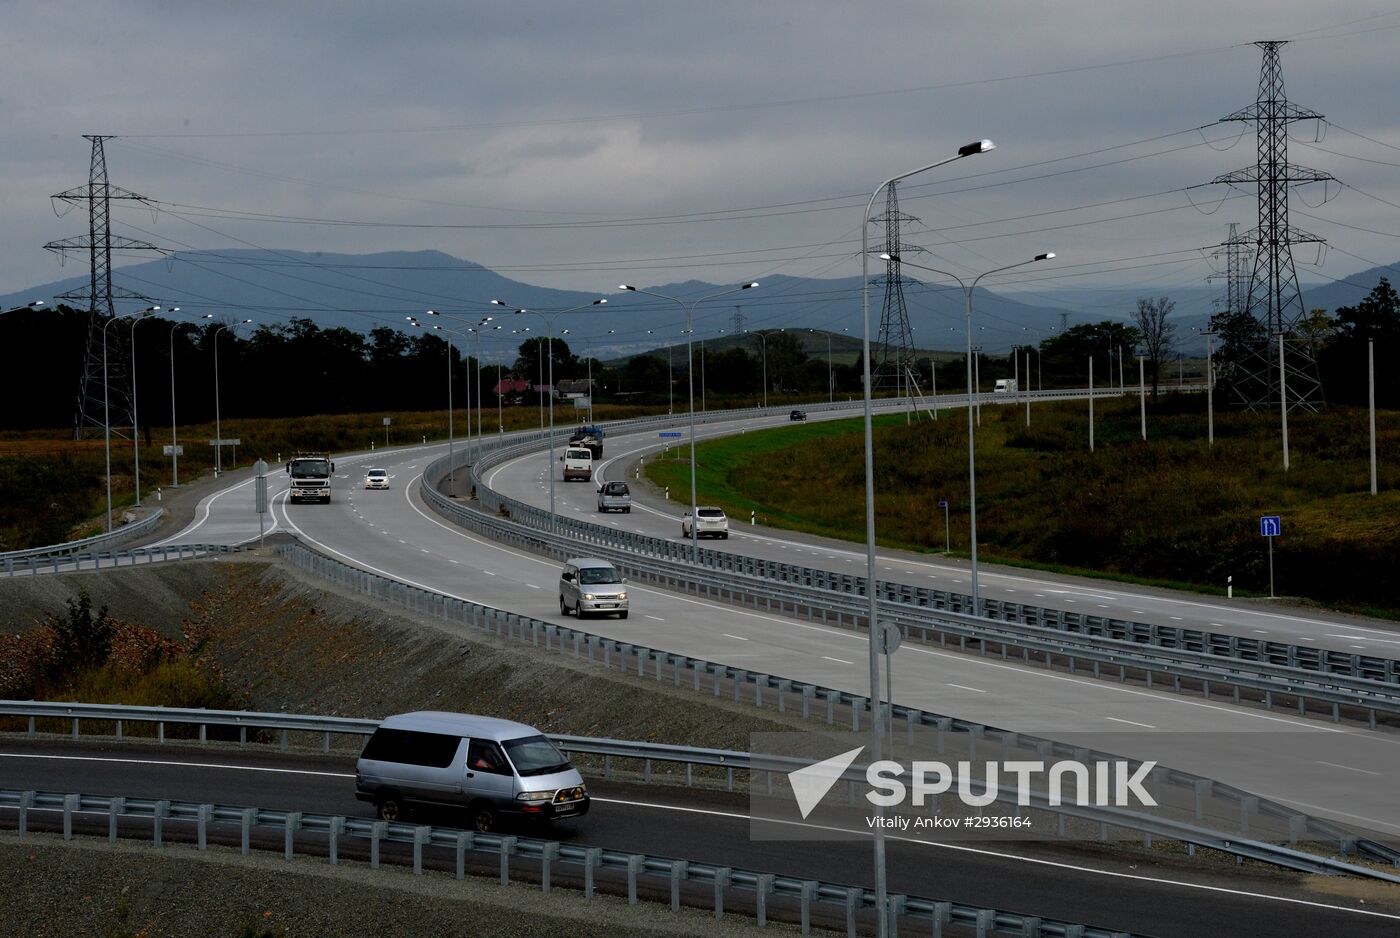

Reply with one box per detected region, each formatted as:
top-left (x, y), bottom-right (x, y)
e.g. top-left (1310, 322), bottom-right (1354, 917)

top-left (364, 468), bottom-right (389, 490)
top-left (682, 507), bottom-right (729, 540)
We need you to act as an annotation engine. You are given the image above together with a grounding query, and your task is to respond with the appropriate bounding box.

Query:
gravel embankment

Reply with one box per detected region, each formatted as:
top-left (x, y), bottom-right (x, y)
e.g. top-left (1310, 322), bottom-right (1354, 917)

top-left (0, 833), bottom-right (821, 938)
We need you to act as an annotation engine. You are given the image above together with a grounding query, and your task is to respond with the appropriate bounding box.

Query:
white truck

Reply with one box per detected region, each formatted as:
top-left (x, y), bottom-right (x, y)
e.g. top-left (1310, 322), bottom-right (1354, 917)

top-left (286, 453), bottom-right (335, 503)
top-left (994, 378), bottom-right (1018, 394)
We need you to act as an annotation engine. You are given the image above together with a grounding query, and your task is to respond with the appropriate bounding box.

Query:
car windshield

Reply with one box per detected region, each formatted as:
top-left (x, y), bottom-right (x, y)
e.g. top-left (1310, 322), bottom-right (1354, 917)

top-left (578, 566), bottom-right (621, 585)
top-left (290, 460), bottom-right (329, 478)
top-left (502, 734), bottom-right (572, 777)
top-left (367, 470), bottom-right (386, 478)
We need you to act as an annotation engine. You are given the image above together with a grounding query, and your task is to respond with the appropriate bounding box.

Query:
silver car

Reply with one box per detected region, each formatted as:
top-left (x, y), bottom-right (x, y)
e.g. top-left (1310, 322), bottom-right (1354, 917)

top-left (355, 711), bottom-right (589, 832)
top-left (597, 480), bottom-right (631, 513)
top-left (559, 557), bottom-right (629, 619)
top-left (364, 468), bottom-right (389, 490)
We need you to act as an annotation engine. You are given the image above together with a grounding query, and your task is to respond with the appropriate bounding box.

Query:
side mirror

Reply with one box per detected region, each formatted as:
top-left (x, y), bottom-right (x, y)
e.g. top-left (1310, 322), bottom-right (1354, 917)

top-left (559, 455), bottom-right (564, 461)
top-left (330, 462), bottom-right (335, 472)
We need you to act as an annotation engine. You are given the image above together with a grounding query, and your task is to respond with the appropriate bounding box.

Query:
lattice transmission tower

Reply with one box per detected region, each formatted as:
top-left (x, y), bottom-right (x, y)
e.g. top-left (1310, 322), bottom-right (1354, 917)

top-left (44, 135), bottom-right (163, 439)
top-left (869, 182), bottom-right (924, 395)
top-left (1212, 41), bottom-right (1334, 412)
top-left (1207, 223), bottom-right (1253, 316)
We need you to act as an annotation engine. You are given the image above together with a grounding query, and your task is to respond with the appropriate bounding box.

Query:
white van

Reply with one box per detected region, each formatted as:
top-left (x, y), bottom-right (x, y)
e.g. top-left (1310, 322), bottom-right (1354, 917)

top-left (355, 711), bottom-right (589, 831)
top-left (561, 447), bottom-right (593, 481)
top-left (994, 378), bottom-right (1017, 394)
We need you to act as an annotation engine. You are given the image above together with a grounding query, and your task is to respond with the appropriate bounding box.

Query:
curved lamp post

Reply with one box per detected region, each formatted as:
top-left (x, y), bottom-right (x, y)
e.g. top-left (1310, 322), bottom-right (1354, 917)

top-left (212, 319), bottom-right (253, 478)
top-left (619, 282), bottom-right (758, 562)
top-left (857, 140), bottom-right (994, 937)
top-left (169, 313), bottom-right (213, 487)
top-left (102, 306), bottom-right (158, 531)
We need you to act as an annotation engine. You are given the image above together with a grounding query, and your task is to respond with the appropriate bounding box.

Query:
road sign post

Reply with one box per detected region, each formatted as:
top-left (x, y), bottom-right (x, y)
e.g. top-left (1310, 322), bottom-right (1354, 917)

top-left (383, 417), bottom-right (392, 448)
top-left (254, 459), bottom-right (269, 547)
top-left (1260, 515), bottom-right (1281, 599)
top-left (937, 499), bottom-right (950, 554)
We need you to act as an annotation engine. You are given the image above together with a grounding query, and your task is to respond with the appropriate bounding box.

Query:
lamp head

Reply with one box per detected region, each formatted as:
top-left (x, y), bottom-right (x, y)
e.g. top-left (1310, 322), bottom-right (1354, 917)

top-left (1035, 252), bottom-right (1055, 261)
top-left (594, 298), bottom-right (607, 305)
top-left (879, 253), bottom-right (895, 261)
top-left (957, 139), bottom-right (995, 157)
top-left (743, 282), bottom-right (759, 289)
top-left (619, 284), bottom-right (636, 291)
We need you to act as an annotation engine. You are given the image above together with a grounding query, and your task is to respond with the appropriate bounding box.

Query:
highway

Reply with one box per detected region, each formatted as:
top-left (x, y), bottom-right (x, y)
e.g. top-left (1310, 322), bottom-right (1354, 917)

top-left (136, 409), bottom-right (1400, 841)
top-left (4, 738), bottom-right (1398, 937)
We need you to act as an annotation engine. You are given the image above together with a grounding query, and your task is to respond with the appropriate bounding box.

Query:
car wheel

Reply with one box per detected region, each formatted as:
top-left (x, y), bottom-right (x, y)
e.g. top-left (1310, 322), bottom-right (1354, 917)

top-left (619, 611), bottom-right (629, 620)
top-left (376, 792), bottom-right (405, 822)
top-left (469, 802), bottom-right (496, 833)
top-left (560, 595), bottom-right (570, 617)
top-left (722, 532), bottom-right (729, 539)
top-left (624, 507), bottom-right (631, 513)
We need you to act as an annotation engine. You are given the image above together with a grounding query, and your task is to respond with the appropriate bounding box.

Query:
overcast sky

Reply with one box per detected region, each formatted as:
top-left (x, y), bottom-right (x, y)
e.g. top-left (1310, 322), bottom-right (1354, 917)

top-left (5, 1), bottom-right (1399, 338)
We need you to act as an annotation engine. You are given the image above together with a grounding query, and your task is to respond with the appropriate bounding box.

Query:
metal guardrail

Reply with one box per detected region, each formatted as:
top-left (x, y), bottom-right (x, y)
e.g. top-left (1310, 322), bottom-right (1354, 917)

top-left (0, 508), bottom-right (164, 563)
top-left (452, 421), bottom-right (1400, 691)
top-left (1, 542), bottom-right (241, 577)
top-left (0, 788), bottom-right (1143, 938)
top-left (5, 698), bottom-right (1397, 881)
top-left (424, 443), bottom-right (1400, 727)
top-left (90, 541), bottom-right (1389, 875)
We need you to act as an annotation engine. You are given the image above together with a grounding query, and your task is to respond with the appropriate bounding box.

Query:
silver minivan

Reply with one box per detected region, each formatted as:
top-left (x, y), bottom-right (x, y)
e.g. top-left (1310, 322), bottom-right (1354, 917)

top-left (559, 557), bottom-right (629, 619)
top-left (355, 711), bottom-right (589, 831)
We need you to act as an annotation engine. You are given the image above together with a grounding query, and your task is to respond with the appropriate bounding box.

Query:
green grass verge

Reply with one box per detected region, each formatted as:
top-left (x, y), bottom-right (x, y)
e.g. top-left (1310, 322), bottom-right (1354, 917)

top-left (644, 396), bottom-right (1400, 615)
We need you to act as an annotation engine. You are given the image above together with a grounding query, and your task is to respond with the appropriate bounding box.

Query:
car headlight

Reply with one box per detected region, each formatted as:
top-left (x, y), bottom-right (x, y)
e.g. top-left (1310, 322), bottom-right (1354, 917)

top-left (515, 790), bottom-right (554, 802)
top-left (583, 593), bottom-right (595, 601)
top-left (617, 592), bottom-right (626, 600)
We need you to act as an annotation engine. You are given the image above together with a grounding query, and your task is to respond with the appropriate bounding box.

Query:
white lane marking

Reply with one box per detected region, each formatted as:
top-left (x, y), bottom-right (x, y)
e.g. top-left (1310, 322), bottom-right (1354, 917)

top-left (1316, 760), bottom-right (1382, 776)
top-left (946, 683), bottom-right (985, 694)
top-left (722, 633), bottom-right (750, 641)
top-left (420, 548), bottom-right (430, 554)
top-left (527, 584), bottom-right (541, 590)
top-left (591, 796), bottom-right (1400, 922)
top-left (644, 615), bottom-right (665, 622)
top-left (1105, 717), bottom-right (1156, 729)
top-left (1169, 616), bottom-right (1183, 621)
top-left (1328, 633), bottom-right (1400, 646)
top-left (822, 656), bottom-right (853, 665)
top-left (397, 539), bottom-right (407, 544)
top-left (449, 559), bottom-right (461, 565)
top-left (0, 751), bottom-right (351, 779)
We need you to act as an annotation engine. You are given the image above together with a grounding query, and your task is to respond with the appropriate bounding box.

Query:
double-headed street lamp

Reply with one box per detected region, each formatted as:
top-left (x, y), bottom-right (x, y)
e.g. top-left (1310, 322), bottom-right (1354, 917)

top-left (418, 312), bottom-right (496, 495)
top-left (858, 140), bottom-right (994, 937)
top-left (619, 282), bottom-right (758, 562)
top-left (882, 252), bottom-right (1055, 616)
top-left (169, 313), bottom-right (213, 487)
top-left (212, 319), bottom-right (253, 478)
top-left (103, 306), bottom-right (158, 532)
top-left (646, 329), bottom-right (679, 414)
top-left (496, 298), bottom-right (608, 532)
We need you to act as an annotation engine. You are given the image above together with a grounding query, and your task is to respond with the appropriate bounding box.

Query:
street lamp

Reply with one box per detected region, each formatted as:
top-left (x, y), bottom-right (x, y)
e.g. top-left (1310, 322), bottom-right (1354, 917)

top-left (647, 329), bottom-right (678, 414)
top-left (102, 306), bottom-right (158, 531)
top-left (497, 298), bottom-right (607, 532)
top-left (130, 307), bottom-right (172, 507)
top-left (2, 300), bottom-right (46, 314)
top-left (580, 329), bottom-right (614, 424)
top-left (168, 312), bottom-right (211, 488)
top-left (620, 282), bottom-right (758, 561)
top-left (856, 139), bottom-right (996, 936)
top-left (883, 252), bottom-right (1054, 615)
top-left (212, 319), bottom-right (253, 478)
top-left (745, 329), bottom-right (771, 408)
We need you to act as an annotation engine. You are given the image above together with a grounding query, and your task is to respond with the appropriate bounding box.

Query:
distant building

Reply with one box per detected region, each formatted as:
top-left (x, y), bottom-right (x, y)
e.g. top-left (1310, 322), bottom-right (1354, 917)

top-left (554, 378), bottom-right (595, 399)
top-left (492, 375), bottom-right (532, 397)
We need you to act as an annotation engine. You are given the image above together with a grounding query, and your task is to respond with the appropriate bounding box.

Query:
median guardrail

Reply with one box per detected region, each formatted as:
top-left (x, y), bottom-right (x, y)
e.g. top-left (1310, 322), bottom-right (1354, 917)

top-left (0, 787), bottom-right (1146, 938)
top-left (1, 542), bottom-right (241, 578)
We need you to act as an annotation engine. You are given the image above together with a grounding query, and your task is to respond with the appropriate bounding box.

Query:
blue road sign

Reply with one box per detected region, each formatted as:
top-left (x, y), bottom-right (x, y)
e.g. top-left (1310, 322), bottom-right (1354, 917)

top-left (1260, 515), bottom-right (1281, 537)
top-left (659, 431), bottom-right (683, 438)
top-left (937, 500), bottom-right (948, 508)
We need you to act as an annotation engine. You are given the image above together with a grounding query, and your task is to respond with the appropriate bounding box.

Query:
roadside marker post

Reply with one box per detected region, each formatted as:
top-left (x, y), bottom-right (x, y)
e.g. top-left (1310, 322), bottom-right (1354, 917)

top-left (938, 499), bottom-right (950, 554)
top-left (1260, 515), bottom-right (1281, 599)
top-left (254, 459), bottom-right (269, 547)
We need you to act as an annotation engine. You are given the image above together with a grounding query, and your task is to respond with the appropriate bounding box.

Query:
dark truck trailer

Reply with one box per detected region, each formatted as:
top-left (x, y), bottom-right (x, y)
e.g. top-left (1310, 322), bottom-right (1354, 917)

top-left (569, 425), bottom-right (604, 458)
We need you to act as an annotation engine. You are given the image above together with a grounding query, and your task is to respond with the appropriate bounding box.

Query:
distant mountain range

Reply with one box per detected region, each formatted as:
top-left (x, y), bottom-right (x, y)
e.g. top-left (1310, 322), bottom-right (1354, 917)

top-left (4, 249), bottom-right (1393, 357)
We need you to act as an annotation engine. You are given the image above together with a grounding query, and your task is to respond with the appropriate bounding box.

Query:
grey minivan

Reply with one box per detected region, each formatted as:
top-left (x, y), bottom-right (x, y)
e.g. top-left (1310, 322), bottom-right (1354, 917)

top-left (355, 711), bottom-right (589, 831)
top-left (559, 557), bottom-right (629, 619)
